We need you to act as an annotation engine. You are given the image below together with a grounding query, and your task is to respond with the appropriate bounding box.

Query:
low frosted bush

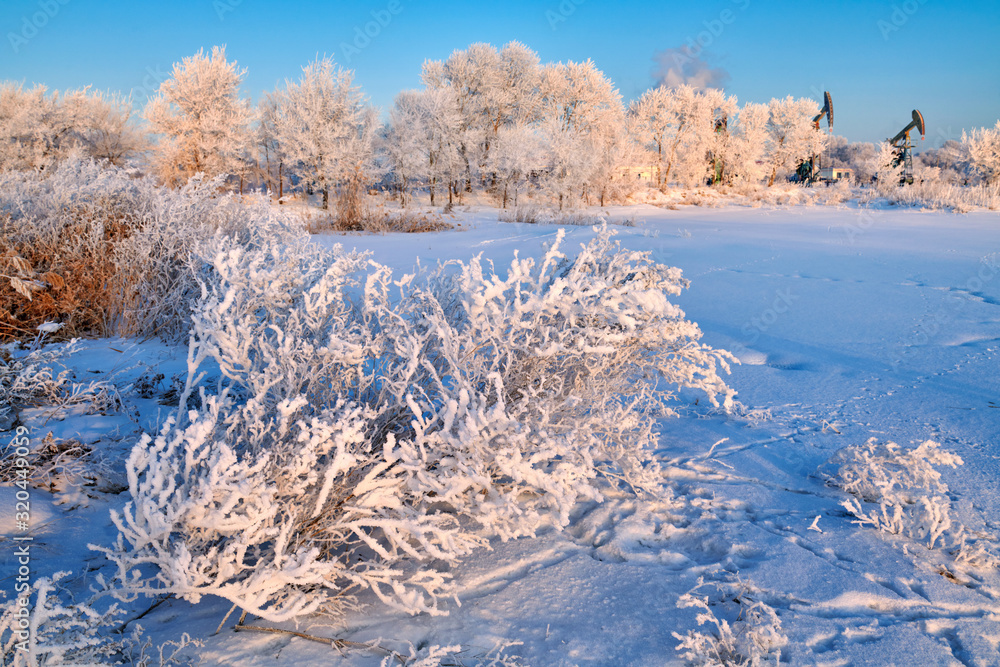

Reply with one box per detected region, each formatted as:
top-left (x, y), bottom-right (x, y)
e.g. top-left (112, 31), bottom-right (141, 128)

top-left (380, 229), bottom-right (734, 538)
top-left (96, 229), bottom-right (477, 623)
top-left (672, 578), bottom-right (787, 667)
top-left (0, 158), bottom-right (301, 342)
top-left (824, 439), bottom-right (965, 549)
top-left (498, 205), bottom-right (635, 227)
top-left (97, 223), bottom-right (735, 623)
top-left (0, 572), bottom-right (200, 667)
top-left (858, 179), bottom-right (1000, 212)
top-left (0, 338), bottom-right (123, 427)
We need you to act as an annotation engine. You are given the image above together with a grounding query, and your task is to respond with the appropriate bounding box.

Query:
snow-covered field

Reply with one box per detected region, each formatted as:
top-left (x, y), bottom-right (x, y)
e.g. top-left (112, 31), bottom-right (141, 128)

top-left (3, 203), bottom-right (999, 666)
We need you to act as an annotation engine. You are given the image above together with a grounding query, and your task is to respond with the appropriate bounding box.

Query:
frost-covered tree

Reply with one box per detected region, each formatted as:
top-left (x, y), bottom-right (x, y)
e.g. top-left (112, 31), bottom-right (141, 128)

top-left (384, 87), bottom-right (464, 207)
top-left (144, 46), bottom-right (255, 186)
top-left (422, 42), bottom-right (543, 194)
top-left (485, 121), bottom-right (543, 208)
top-left (916, 140), bottom-right (968, 185)
top-left (256, 91), bottom-right (287, 199)
top-left (764, 96), bottom-right (827, 186)
top-left (0, 82), bottom-right (62, 172)
top-left (629, 86), bottom-right (677, 190)
top-left (963, 120), bottom-right (1000, 185)
top-left (629, 85), bottom-right (734, 189)
top-left (537, 59), bottom-right (627, 207)
top-left (74, 90), bottom-right (148, 166)
top-left (868, 141), bottom-right (905, 191)
top-left (382, 91), bottom-right (426, 206)
top-left (269, 56), bottom-right (379, 213)
top-left (0, 84), bottom-right (146, 172)
top-left (725, 102), bottom-right (771, 186)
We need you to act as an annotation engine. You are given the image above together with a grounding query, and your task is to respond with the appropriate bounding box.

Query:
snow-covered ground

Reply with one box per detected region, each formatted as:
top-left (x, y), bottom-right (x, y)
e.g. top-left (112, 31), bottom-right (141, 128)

top-left (3, 203), bottom-right (999, 666)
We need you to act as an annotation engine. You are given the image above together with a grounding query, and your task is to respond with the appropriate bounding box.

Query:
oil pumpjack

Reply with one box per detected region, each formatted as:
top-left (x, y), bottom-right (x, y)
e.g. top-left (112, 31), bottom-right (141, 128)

top-left (797, 91), bottom-right (833, 183)
top-left (888, 109), bottom-right (925, 185)
top-left (708, 115), bottom-right (728, 185)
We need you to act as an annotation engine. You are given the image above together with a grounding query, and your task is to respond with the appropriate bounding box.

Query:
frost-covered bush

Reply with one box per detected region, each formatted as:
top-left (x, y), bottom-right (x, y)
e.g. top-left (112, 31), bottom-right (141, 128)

top-left (672, 579), bottom-right (787, 667)
top-left (824, 439), bottom-right (965, 549)
top-left (859, 178), bottom-right (1000, 212)
top-left (0, 572), bottom-right (120, 666)
top-left (0, 338), bottom-right (122, 426)
top-left (381, 229), bottom-right (734, 538)
top-left (0, 158), bottom-right (298, 341)
top-left (0, 572), bottom-right (200, 667)
top-left (378, 641), bottom-right (525, 667)
top-left (497, 205), bottom-right (635, 227)
top-left (97, 223), bottom-right (734, 623)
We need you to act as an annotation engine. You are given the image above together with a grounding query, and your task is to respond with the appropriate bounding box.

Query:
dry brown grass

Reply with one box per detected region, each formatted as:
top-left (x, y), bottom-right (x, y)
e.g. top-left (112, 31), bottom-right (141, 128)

top-left (307, 202), bottom-right (454, 234)
top-left (0, 159), bottom-right (274, 344)
top-left (0, 200), bottom-right (137, 340)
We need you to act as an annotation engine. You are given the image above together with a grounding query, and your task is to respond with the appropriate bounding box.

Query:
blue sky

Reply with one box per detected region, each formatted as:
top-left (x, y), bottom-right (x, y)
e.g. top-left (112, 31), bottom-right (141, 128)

top-left (2, 0), bottom-right (997, 146)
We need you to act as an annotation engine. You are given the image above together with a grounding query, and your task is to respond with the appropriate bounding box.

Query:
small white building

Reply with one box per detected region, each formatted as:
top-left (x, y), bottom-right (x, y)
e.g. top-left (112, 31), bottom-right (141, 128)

top-left (819, 167), bottom-right (853, 183)
top-left (622, 165), bottom-right (657, 184)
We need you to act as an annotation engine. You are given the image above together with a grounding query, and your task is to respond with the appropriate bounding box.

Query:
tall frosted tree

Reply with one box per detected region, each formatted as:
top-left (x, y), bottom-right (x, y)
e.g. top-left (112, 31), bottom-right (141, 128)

top-left (0, 84), bottom-right (146, 172)
top-left (144, 46), bottom-right (255, 187)
top-left (384, 87), bottom-right (464, 207)
top-left (270, 57), bottom-right (378, 213)
top-left (382, 90), bottom-right (429, 207)
top-left (257, 91), bottom-right (287, 199)
top-left (764, 96), bottom-right (827, 186)
top-left (76, 91), bottom-right (148, 167)
top-left (724, 102), bottom-right (770, 186)
top-left (485, 121), bottom-right (543, 208)
top-left (629, 85), bottom-right (735, 189)
top-left (421, 41), bottom-right (542, 196)
top-left (963, 120), bottom-right (1000, 185)
top-left (538, 59), bottom-right (627, 207)
top-left (0, 83), bottom-right (64, 172)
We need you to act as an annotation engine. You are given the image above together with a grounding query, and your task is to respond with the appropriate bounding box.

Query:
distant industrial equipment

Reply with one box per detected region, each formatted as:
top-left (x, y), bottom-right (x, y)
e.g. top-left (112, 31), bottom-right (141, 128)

top-left (797, 91), bottom-right (833, 184)
top-left (888, 109), bottom-right (925, 185)
top-left (708, 115), bottom-right (728, 185)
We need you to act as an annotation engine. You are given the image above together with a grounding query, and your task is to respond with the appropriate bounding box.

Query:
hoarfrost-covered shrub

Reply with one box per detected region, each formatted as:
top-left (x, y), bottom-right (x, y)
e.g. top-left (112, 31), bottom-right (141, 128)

top-left (0, 157), bottom-right (299, 341)
top-left (824, 439), bottom-right (965, 549)
top-left (0, 572), bottom-right (200, 666)
top-left (382, 229), bottom-right (735, 538)
top-left (0, 338), bottom-right (123, 427)
top-left (0, 572), bottom-right (120, 666)
top-left (98, 223), bottom-right (735, 622)
top-left (672, 579), bottom-right (787, 667)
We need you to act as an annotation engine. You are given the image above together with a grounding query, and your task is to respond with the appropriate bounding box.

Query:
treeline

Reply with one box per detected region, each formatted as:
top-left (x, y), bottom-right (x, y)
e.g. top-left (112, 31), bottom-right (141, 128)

top-left (2, 43), bottom-right (998, 215)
